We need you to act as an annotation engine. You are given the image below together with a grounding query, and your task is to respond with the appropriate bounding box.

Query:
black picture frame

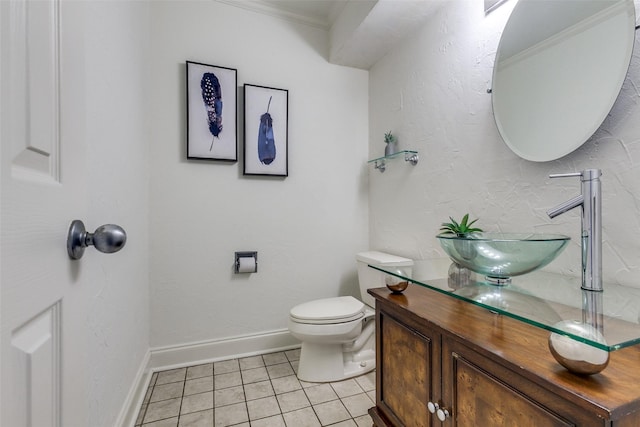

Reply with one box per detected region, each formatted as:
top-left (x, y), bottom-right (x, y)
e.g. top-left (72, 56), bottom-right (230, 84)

top-left (186, 61), bottom-right (237, 162)
top-left (243, 84), bottom-right (288, 177)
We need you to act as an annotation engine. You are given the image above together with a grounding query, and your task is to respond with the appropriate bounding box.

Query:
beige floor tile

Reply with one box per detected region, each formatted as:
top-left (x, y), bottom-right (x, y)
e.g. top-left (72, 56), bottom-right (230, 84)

top-left (214, 385), bottom-right (245, 407)
top-left (180, 391), bottom-right (213, 415)
top-left (150, 382), bottom-right (184, 403)
top-left (330, 379), bottom-right (363, 398)
top-left (214, 372), bottom-right (242, 390)
top-left (313, 399), bottom-right (351, 426)
top-left (214, 359), bottom-right (240, 374)
top-left (285, 349), bottom-right (301, 362)
top-left (136, 403), bottom-right (147, 425)
top-left (239, 355), bottom-right (264, 370)
top-left (263, 352), bottom-right (288, 366)
top-left (341, 393), bottom-right (374, 418)
top-left (186, 364), bottom-right (213, 380)
top-left (354, 371), bottom-right (375, 392)
top-left (266, 362), bottom-right (294, 379)
top-left (271, 375), bottom-right (301, 394)
top-left (185, 376), bottom-right (213, 396)
top-left (178, 409), bottom-right (214, 427)
top-left (247, 395), bottom-right (280, 420)
top-left (143, 398), bottom-right (181, 424)
top-left (276, 390), bottom-right (310, 413)
top-left (134, 353), bottom-right (376, 427)
top-left (244, 380), bottom-right (275, 401)
top-left (366, 390), bottom-right (375, 402)
top-left (299, 379), bottom-right (318, 389)
top-left (241, 366), bottom-right (269, 384)
top-left (354, 414), bottom-right (373, 427)
top-left (250, 414), bottom-right (286, 427)
top-left (282, 406), bottom-right (321, 427)
top-left (144, 384), bottom-right (154, 404)
top-left (143, 417), bottom-right (178, 427)
top-left (214, 402), bottom-right (248, 427)
top-left (156, 368), bottom-right (187, 386)
top-left (329, 420), bottom-right (357, 427)
top-left (303, 384), bottom-right (338, 405)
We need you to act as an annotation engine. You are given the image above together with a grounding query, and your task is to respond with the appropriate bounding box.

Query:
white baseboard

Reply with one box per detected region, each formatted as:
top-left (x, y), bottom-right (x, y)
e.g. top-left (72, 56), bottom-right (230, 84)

top-left (114, 349), bottom-right (152, 427)
top-left (117, 328), bottom-right (300, 427)
top-left (148, 328), bottom-right (299, 370)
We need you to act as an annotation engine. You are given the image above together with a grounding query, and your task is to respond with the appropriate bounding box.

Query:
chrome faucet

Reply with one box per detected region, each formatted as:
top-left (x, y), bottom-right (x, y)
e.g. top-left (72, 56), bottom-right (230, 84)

top-left (546, 169), bottom-right (602, 291)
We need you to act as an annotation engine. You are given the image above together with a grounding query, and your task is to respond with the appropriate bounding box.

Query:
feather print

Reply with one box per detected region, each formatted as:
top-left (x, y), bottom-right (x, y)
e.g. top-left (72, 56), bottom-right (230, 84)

top-left (201, 72), bottom-right (223, 150)
top-left (258, 96), bottom-right (276, 165)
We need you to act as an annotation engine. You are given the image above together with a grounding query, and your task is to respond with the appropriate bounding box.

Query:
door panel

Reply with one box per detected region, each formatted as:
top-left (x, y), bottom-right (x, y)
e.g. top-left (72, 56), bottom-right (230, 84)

top-left (11, 303), bottom-right (61, 427)
top-left (450, 352), bottom-right (573, 427)
top-left (1, 0), bottom-right (87, 426)
top-left (379, 312), bottom-right (435, 427)
top-left (10, 0), bottom-right (60, 180)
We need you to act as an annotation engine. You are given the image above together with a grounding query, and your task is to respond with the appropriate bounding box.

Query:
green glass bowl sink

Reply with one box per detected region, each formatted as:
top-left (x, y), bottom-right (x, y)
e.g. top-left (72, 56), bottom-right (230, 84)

top-left (437, 232), bottom-right (570, 284)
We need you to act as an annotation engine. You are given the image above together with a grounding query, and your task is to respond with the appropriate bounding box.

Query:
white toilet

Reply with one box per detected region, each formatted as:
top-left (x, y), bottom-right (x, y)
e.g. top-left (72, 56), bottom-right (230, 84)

top-left (288, 251), bottom-right (413, 383)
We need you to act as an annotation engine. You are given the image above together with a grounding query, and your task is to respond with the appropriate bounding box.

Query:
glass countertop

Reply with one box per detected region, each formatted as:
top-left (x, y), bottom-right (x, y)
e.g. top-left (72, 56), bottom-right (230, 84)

top-left (369, 265), bottom-right (640, 352)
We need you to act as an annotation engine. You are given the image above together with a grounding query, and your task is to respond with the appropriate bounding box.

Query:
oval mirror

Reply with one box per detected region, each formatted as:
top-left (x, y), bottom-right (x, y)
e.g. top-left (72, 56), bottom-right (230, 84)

top-left (492, 0), bottom-right (636, 162)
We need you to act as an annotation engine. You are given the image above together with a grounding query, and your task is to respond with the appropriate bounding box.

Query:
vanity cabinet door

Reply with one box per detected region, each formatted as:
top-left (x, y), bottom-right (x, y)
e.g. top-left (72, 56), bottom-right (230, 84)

top-left (375, 310), bottom-right (439, 427)
top-left (442, 337), bottom-right (595, 427)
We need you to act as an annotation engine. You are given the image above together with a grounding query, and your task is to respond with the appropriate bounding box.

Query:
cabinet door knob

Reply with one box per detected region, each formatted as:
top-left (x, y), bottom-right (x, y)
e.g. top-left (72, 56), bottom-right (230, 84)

top-left (437, 407), bottom-right (450, 421)
top-left (427, 401), bottom-right (438, 413)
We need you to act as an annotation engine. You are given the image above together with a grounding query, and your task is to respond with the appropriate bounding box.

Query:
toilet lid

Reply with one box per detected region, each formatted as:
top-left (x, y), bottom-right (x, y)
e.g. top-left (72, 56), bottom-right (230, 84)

top-left (290, 296), bottom-right (365, 324)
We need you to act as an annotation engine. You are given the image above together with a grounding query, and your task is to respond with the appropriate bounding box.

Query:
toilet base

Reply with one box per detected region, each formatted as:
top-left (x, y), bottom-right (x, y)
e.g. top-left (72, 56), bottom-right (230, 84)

top-left (296, 340), bottom-right (375, 383)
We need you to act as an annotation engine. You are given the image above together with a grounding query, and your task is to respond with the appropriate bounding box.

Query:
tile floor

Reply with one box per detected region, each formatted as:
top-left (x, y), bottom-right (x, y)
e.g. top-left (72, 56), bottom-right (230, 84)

top-left (135, 349), bottom-right (376, 426)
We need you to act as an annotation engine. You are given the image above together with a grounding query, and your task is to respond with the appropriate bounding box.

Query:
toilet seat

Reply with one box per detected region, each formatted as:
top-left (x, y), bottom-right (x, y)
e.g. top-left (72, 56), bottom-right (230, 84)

top-left (290, 296), bottom-right (365, 325)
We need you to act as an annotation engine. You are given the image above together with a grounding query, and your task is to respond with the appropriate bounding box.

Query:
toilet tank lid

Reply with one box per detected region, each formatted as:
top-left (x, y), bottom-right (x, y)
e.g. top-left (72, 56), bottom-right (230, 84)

top-left (356, 251), bottom-right (413, 267)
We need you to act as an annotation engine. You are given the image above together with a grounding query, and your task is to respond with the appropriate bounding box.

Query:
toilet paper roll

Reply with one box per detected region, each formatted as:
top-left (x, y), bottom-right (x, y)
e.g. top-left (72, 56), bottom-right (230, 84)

top-left (237, 257), bottom-right (256, 273)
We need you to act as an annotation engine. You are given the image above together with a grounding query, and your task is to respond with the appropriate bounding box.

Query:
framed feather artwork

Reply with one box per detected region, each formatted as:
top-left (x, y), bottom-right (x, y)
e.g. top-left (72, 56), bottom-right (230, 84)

top-left (186, 61), bottom-right (238, 161)
top-left (243, 84), bottom-right (288, 177)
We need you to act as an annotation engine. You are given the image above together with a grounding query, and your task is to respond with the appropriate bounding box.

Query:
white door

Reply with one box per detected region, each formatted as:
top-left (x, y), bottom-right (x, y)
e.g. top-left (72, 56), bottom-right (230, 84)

top-left (1, 1), bottom-right (89, 426)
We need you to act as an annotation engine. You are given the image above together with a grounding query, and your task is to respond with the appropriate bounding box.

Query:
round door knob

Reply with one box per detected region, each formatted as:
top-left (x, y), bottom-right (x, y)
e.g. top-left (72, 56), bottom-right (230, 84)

top-left (67, 220), bottom-right (127, 260)
top-left (427, 401), bottom-right (437, 414)
top-left (89, 224), bottom-right (127, 254)
top-left (437, 407), bottom-right (450, 422)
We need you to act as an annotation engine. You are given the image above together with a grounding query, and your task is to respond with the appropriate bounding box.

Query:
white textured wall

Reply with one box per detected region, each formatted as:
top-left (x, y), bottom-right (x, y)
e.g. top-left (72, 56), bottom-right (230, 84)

top-left (148, 2), bottom-right (369, 347)
top-left (369, 1), bottom-right (640, 288)
top-left (82, 1), bottom-right (150, 426)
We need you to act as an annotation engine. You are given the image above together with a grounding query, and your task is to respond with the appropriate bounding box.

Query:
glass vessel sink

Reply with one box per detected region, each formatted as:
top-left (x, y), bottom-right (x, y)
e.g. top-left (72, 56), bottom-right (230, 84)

top-left (437, 232), bottom-right (570, 284)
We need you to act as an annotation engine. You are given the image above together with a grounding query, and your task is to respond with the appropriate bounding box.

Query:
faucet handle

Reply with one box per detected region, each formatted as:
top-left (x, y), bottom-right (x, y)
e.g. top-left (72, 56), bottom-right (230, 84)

top-left (549, 172), bottom-right (582, 179)
top-left (549, 169), bottom-right (601, 181)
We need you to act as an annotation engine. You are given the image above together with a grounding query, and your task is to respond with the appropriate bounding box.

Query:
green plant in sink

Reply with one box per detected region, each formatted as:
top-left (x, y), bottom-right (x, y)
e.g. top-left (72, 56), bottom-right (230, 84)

top-left (438, 213), bottom-right (483, 288)
top-left (439, 213), bottom-right (483, 265)
top-left (439, 213), bottom-right (483, 237)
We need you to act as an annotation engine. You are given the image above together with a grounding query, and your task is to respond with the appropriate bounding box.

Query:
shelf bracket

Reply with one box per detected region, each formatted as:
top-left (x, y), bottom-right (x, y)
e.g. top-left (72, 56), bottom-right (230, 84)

top-left (405, 152), bottom-right (419, 165)
top-left (374, 160), bottom-right (386, 173)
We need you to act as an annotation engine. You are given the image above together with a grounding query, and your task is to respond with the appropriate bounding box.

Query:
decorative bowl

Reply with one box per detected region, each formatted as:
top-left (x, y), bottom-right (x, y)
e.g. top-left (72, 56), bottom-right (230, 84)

top-left (385, 268), bottom-right (410, 293)
top-left (437, 232), bottom-right (570, 284)
top-left (548, 320), bottom-right (609, 375)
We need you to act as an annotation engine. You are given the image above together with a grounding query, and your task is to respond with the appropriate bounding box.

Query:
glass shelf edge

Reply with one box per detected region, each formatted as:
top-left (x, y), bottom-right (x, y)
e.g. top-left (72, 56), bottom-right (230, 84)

top-left (367, 150), bottom-right (418, 163)
top-left (369, 264), bottom-right (640, 352)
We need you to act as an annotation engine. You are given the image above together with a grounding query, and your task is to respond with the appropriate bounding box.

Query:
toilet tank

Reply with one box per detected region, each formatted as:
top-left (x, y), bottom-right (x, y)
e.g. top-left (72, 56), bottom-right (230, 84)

top-left (356, 251), bottom-right (413, 308)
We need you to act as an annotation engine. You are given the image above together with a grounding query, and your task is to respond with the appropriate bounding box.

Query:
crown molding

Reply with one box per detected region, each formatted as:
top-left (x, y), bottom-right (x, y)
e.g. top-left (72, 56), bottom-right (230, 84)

top-left (216, 0), bottom-right (332, 30)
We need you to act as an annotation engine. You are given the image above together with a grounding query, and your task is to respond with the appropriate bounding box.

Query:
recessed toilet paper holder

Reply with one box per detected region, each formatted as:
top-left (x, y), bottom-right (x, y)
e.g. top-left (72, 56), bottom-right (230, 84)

top-left (235, 251), bottom-right (258, 274)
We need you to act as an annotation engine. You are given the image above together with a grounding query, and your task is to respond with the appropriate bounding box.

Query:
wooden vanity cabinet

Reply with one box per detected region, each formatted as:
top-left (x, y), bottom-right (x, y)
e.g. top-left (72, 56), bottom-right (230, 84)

top-left (368, 285), bottom-right (640, 427)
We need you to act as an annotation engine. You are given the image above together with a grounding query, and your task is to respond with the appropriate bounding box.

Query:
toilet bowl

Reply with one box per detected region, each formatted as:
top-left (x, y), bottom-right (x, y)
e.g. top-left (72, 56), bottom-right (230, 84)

top-left (288, 251), bottom-right (413, 383)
